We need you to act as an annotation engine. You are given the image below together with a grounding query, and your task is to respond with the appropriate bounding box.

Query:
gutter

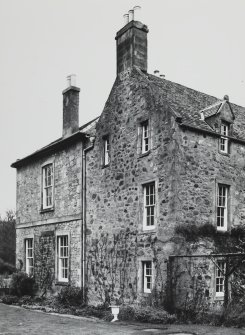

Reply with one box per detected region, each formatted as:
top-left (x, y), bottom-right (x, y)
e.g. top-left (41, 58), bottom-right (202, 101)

top-left (11, 131), bottom-right (86, 169)
top-left (179, 122), bottom-right (245, 145)
top-left (81, 135), bottom-right (95, 300)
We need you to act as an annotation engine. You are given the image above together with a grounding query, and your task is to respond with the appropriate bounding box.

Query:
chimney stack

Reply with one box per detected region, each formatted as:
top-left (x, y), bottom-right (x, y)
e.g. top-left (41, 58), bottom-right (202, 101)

top-left (62, 74), bottom-right (80, 138)
top-left (115, 7), bottom-right (148, 75)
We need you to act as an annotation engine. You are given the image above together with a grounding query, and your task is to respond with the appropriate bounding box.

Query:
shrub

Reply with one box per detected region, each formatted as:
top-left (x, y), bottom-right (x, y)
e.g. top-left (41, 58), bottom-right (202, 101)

top-left (18, 295), bottom-right (33, 305)
top-left (118, 305), bottom-right (176, 324)
top-left (175, 222), bottom-right (216, 242)
top-left (231, 225), bottom-right (245, 239)
top-left (10, 272), bottom-right (36, 297)
top-left (175, 223), bottom-right (199, 241)
top-left (133, 306), bottom-right (176, 324)
top-left (118, 305), bottom-right (135, 321)
top-left (57, 286), bottom-right (84, 307)
top-left (0, 258), bottom-right (16, 275)
top-left (198, 223), bottom-right (216, 237)
top-left (1, 295), bottom-right (19, 305)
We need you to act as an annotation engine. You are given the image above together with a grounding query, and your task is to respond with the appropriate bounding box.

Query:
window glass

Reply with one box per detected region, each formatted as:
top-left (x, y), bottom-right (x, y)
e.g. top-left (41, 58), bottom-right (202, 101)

top-left (25, 238), bottom-right (34, 276)
top-left (143, 261), bottom-right (153, 293)
top-left (57, 235), bottom-right (69, 282)
top-left (143, 183), bottom-right (155, 230)
top-left (104, 137), bottom-right (110, 166)
top-left (220, 123), bottom-right (229, 153)
top-left (142, 121), bottom-right (150, 154)
top-left (216, 260), bottom-right (225, 297)
top-left (217, 184), bottom-right (228, 231)
top-left (42, 164), bottom-right (53, 209)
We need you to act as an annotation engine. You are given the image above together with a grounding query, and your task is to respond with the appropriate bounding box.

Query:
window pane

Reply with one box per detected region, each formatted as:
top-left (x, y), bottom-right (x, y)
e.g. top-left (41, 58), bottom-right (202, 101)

top-left (58, 235), bottom-right (69, 281)
top-left (216, 261), bottom-right (225, 295)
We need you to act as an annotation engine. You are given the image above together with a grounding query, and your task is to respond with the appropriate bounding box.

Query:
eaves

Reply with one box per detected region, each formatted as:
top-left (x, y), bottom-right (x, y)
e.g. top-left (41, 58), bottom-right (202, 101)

top-left (11, 131), bottom-right (87, 169)
top-left (179, 122), bottom-right (245, 146)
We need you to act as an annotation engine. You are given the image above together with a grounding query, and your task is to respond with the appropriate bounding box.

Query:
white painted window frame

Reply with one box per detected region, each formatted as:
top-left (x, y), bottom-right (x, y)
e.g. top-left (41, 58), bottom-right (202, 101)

top-left (217, 184), bottom-right (228, 231)
top-left (104, 137), bottom-right (110, 166)
top-left (143, 261), bottom-right (153, 293)
top-left (142, 120), bottom-right (150, 154)
top-left (42, 163), bottom-right (54, 209)
top-left (143, 182), bottom-right (156, 231)
top-left (25, 238), bottom-right (34, 276)
top-left (220, 123), bottom-right (229, 154)
top-left (215, 260), bottom-right (225, 298)
top-left (57, 234), bottom-right (69, 283)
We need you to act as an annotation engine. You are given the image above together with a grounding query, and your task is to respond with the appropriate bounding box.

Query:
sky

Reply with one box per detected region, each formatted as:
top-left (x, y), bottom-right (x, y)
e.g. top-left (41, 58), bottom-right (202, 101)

top-left (0, 0), bottom-right (245, 216)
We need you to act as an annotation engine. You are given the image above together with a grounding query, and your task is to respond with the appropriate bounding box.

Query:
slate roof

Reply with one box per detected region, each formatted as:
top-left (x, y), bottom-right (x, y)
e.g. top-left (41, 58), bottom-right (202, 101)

top-left (200, 102), bottom-right (223, 119)
top-left (144, 70), bottom-right (245, 138)
top-left (12, 67), bottom-right (245, 168)
top-left (11, 117), bottom-right (99, 168)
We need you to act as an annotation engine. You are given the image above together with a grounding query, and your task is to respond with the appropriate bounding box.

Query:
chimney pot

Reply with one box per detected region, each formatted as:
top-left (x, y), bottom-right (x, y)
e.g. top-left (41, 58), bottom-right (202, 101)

top-left (67, 74), bottom-right (76, 88)
top-left (160, 74), bottom-right (165, 78)
top-left (154, 70), bottom-right (160, 76)
top-left (133, 6), bottom-right (141, 22)
top-left (224, 94), bottom-right (229, 101)
top-left (128, 9), bottom-right (134, 21)
top-left (123, 13), bottom-right (129, 25)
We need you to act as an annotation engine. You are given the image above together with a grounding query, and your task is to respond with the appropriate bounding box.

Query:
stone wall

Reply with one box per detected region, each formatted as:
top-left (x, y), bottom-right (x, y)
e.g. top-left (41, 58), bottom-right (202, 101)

top-left (85, 67), bottom-right (245, 304)
top-left (15, 140), bottom-right (83, 292)
top-left (177, 128), bottom-right (245, 229)
top-left (16, 141), bottom-right (83, 226)
top-left (85, 68), bottom-right (185, 303)
top-left (16, 219), bottom-right (81, 290)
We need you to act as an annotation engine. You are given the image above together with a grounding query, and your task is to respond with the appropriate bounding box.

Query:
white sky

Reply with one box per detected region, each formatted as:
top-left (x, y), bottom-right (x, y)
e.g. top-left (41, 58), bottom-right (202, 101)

top-left (0, 0), bottom-right (245, 216)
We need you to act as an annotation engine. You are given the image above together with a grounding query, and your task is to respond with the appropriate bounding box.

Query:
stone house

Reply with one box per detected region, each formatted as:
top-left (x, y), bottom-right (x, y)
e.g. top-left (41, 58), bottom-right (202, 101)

top-left (11, 13), bottom-right (245, 308)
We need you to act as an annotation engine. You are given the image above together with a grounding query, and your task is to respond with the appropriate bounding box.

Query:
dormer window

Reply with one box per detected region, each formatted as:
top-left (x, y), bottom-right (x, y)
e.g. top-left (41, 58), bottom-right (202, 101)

top-left (220, 123), bottom-right (229, 154)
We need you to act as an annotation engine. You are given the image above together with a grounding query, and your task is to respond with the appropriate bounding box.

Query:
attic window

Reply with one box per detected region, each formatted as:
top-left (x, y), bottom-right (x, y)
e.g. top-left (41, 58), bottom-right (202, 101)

top-left (219, 123), bottom-right (229, 154)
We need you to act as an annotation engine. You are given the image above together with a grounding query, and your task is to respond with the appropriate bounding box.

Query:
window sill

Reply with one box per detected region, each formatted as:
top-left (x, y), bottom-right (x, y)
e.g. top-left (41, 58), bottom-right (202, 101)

top-left (40, 207), bottom-right (54, 214)
top-left (214, 295), bottom-right (224, 301)
top-left (142, 227), bottom-right (156, 234)
top-left (219, 150), bottom-right (230, 157)
top-left (55, 281), bottom-right (69, 286)
top-left (216, 228), bottom-right (228, 234)
top-left (138, 150), bottom-right (151, 159)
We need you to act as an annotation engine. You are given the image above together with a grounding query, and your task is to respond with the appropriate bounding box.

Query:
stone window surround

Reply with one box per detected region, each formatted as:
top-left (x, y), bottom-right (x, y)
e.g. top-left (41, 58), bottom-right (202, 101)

top-left (55, 230), bottom-right (71, 285)
top-left (137, 117), bottom-right (152, 157)
top-left (215, 179), bottom-right (231, 232)
top-left (140, 178), bottom-right (158, 232)
top-left (219, 120), bottom-right (231, 155)
top-left (212, 258), bottom-right (228, 301)
top-left (24, 234), bottom-right (34, 276)
top-left (141, 120), bottom-right (150, 154)
top-left (138, 257), bottom-right (154, 294)
top-left (215, 259), bottom-right (226, 299)
top-left (40, 158), bottom-right (55, 213)
top-left (101, 134), bottom-right (110, 167)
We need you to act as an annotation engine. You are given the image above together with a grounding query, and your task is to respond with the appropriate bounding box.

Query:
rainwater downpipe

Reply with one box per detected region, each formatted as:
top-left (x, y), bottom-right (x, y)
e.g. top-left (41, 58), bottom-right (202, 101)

top-left (81, 136), bottom-right (95, 299)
